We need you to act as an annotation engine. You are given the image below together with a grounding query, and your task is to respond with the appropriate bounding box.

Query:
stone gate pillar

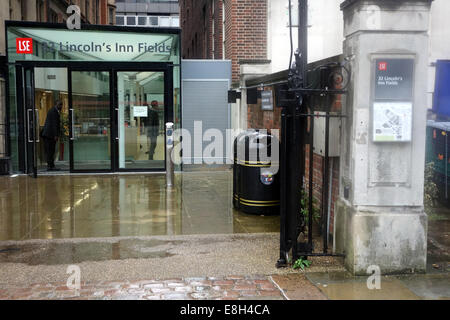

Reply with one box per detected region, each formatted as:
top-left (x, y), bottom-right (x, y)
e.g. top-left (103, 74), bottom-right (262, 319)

top-left (334, 0), bottom-right (432, 275)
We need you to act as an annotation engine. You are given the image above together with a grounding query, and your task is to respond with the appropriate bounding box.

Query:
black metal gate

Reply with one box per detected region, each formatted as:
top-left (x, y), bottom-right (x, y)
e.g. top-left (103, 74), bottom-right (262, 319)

top-left (276, 0), bottom-right (349, 267)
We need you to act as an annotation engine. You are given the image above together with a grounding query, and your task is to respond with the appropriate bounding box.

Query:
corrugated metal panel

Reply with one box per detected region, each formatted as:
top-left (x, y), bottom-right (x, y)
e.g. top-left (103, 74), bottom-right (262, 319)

top-left (181, 60), bottom-right (232, 165)
top-left (182, 80), bottom-right (229, 163)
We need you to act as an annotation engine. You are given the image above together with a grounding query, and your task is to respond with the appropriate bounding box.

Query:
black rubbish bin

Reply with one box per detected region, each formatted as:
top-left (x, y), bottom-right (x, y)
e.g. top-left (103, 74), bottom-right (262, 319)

top-left (233, 130), bottom-right (280, 215)
top-left (0, 158), bottom-right (10, 176)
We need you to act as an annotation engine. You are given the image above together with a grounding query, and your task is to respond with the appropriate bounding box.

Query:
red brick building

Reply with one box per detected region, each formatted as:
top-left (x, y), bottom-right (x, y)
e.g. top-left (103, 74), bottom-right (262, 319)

top-left (180, 0), bottom-right (267, 83)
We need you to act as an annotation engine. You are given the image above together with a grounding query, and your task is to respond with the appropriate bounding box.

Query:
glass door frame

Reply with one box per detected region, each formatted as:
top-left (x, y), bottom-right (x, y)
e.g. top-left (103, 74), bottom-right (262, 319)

top-left (68, 67), bottom-right (115, 173)
top-left (15, 61), bottom-right (174, 174)
top-left (113, 65), bottom-right (173, 173)
top-left (16, 65), bottom-right (38, 178)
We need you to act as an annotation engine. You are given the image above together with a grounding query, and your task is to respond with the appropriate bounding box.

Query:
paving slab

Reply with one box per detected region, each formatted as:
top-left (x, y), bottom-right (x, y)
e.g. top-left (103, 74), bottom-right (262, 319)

top-left (0, 276), bottom-right (285, 301)
top-left (270, 274), bottom-right (328, 300)
top-left (305, 272), bottom-right (423, 300)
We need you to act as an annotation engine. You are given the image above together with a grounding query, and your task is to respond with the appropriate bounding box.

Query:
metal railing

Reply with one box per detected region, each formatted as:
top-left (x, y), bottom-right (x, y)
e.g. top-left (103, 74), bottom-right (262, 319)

top-left (276, 0), bottom-right (350, 267)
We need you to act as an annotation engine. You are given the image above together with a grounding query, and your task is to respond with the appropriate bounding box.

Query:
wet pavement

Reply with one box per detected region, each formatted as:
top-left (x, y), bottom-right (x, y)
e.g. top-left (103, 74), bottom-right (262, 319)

top-left (0, 231), bottom-right (447, 300)
top-left (427, 206), bottom-right (450, 274)
top-left (0, 171), bottom-right (279, 240)
top-left (304, 272), bottom-right (449, 300)
top-left (0, 276), bottom-right (285, 300)
top-left (0, 172), bottom-right (448, 300)
top-left (0, 233), bottom-right (345, 285)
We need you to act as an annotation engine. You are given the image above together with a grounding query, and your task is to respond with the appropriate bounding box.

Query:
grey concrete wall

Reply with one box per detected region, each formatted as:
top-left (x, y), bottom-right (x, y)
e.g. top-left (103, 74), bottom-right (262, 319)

top-left (335, 0), bottom-right (431, 275)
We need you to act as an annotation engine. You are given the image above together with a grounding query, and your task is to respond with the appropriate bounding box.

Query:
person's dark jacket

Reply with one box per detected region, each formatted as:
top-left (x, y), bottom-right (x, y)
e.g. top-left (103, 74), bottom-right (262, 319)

top-left (41, 106), bottom-right (61, 139)
top-left (142, 108), bottom-right (159, 137)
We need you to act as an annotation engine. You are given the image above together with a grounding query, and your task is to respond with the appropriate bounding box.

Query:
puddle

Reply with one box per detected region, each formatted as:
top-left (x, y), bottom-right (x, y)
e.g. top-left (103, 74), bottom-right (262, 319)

top-left (0, 239), bottom-right (181, 265)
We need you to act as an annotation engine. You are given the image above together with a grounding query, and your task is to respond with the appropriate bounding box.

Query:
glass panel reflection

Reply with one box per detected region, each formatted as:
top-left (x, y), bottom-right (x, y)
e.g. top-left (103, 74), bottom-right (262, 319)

top-left (117, 71), bottom-right (165, 170)
top-left (71, 71), bottom-right (111, 171)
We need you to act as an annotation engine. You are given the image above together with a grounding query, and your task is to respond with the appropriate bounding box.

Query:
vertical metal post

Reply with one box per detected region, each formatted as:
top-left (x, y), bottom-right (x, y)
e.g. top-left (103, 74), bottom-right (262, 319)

top-left (299, 0), bottom-right (311, 254)
top-left (277, 106), bottom-right (289, 267)
top-left (299, 0), bottom-right (308, 82)
top-left (278, 0), bottom-right (309, 267)
top-left (322, 113), bottom-right (330, 253)
top-left (166, 122), bottom-right (174, 188)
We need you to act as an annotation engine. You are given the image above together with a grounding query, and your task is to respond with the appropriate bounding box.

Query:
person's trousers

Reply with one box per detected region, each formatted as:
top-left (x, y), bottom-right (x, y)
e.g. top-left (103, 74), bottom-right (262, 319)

top-left (43, 137), bottom-right (56, 168)
top-left (148, 135), bottom-right (158, 160)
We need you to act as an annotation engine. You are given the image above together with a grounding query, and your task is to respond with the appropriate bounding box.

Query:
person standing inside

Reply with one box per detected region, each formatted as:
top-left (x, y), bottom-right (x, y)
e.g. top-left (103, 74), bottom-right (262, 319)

top-left (144, 100), bottom-right (160, 160)
top-left (41, 100), bottom-right (62, 171)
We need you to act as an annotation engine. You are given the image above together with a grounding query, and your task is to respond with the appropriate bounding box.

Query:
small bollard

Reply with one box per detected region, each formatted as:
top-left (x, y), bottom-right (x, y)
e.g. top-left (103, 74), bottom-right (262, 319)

top-left (165, 122), bottom-right (174, 188)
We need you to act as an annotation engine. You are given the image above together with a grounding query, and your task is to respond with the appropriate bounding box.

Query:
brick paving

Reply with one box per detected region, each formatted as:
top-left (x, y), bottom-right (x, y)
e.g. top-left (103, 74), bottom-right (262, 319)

top-left (0, 276), bottom-right (285, 300)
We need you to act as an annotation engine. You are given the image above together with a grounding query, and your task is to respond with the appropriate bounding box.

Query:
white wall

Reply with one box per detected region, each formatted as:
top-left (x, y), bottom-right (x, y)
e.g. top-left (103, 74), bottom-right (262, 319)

top-left (428, 0), bottom-right (450, 109)
top-left (267, 0), bottom-right (343, 74)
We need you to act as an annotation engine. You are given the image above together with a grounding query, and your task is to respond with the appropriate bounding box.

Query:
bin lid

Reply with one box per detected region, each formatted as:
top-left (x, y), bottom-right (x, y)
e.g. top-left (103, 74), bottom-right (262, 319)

top-left (427, 120), bottom-right (450, 131)
top-left (235, 130), bottom-right (276, 163)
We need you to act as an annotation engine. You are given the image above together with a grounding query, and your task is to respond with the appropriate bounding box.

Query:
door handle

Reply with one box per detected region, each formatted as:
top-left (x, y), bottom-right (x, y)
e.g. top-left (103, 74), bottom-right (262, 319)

top-left (27, 109), bottom-right (34, 143)
top-left (35, 109), bottom-right (40, 143)
top-left (116, 108), bottom-right (120, 141)
top-left (70, 109), bottom-right (75, 141)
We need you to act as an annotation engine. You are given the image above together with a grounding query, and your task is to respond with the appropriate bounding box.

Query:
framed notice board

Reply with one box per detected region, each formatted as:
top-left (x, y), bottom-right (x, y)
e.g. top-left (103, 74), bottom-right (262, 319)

top-left (373, 58), bottom-right (414, 142)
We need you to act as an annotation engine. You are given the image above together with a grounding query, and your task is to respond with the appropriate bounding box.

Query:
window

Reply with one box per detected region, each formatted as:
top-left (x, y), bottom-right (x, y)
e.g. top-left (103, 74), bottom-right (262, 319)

top-left (171, 17), bottom-right (180, 27)
top-left (49, 9), bottom-right (58, 23)
top-left (109, 7), bottom-right (115, 25)
top-left (159, 16), bottom-right (170, 27)
top-left (138, 16), bottom-right (147, 26)
top-left (37, 0), bottom-right (45, 22)
top-left (149, 16), bottom-right (159, 26)
top-left (95, 0), bottom-right (100, 24)
top-left (116, 16), bottom-right (125, 26)
top-left (85, 0), bottom-right (90, 20)
top-left (127, 16), bottom-right (136, 26)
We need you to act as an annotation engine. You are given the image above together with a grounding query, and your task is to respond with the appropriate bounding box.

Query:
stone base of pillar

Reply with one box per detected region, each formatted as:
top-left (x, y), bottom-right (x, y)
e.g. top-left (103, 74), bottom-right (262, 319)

top-left (334, 198), bottom-right (427, 275)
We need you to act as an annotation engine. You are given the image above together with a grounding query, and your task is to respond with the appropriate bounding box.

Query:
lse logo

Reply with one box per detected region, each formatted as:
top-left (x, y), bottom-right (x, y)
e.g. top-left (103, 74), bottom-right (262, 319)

top-left (16, 38), bottom-right (33, 54)
top-left (378, 62), bottom-right (387, 71)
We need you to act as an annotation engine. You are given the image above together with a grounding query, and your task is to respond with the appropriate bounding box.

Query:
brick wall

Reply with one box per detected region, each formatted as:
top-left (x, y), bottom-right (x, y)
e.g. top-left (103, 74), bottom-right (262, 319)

top-left (247, 87), bottom-right (281, 131)
top-left (246, 85), bottom-right (342, 236)
top-left (181, 0), bottom-right (267, 82)
top-left (304, 146), bottom-right (340, 235)
top-left (213, 0), bottom-right (223, 59)
top-left (181, 0), bottom-right (217, 59)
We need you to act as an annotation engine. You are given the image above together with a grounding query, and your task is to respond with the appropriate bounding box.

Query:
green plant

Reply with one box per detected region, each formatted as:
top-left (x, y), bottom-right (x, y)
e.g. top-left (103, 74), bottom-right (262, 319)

top-left (424, 162), bottom-right (439, 212)
top-left (300, 190), bottom-right (321, 226)
top-left (293, 258), bottom-right (312, 270)
top-left (60, 112), bottom-right (70, 142)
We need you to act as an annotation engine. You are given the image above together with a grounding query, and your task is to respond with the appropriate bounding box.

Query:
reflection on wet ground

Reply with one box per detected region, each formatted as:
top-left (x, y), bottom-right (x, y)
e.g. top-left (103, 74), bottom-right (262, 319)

top-left (0, 239), bottom-right (180, 265)
top-left (305, 271), bottom-right (450, 300)
top-left (0, 171), bottom-right (280, 241)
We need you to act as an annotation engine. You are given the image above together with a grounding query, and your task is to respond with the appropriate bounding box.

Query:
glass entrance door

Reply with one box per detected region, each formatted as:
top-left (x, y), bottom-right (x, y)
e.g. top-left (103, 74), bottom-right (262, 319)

top-left (23, 67), bottom-right (38, 178)
top-left (69, 71), bottom-right (112, 172)
top-left (18, 65), bottom-right (172, 174)
top-left (116, 71), bottom-right (166, 171)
